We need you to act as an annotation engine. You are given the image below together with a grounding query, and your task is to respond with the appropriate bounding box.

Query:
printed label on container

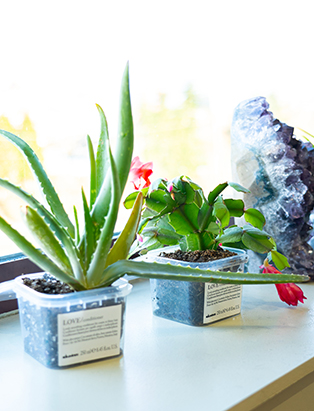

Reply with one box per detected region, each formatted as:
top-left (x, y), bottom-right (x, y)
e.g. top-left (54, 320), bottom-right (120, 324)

top-left (58, 304), bottom-right (122, 366)
top-left (203, 284), bottom-right (242, 324)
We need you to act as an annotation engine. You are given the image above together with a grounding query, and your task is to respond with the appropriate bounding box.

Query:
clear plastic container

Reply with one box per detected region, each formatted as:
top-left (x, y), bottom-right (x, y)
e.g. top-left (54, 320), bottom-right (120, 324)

top-left (146, 246), bottom-right (248, 326)
top-left (5, 273), bottom-right (132, 368)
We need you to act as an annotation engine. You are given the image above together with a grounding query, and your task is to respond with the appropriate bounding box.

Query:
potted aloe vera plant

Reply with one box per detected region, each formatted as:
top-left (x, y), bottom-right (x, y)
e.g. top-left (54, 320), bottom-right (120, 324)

top-left (125, 176), bottom-right (307, 326)
top-left (0, 64), bottom-right (308, 368)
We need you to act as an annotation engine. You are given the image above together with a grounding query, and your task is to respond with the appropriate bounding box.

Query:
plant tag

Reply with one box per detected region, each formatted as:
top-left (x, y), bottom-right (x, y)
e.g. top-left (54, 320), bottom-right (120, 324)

top-left (58, 304), bottom-right (122, 367)
top-left (203, 284), bottom-right (242, 324)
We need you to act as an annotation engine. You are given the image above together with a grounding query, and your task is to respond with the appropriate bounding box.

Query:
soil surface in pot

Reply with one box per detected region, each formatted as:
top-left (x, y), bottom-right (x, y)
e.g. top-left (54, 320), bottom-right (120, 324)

top-left (22, 274), bottom-right (75, 295)
top-left (159, 247), bottom-right (237, 263)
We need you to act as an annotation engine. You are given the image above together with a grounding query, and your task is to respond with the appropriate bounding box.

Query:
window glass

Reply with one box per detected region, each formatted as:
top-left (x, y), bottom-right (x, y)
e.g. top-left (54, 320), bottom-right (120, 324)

top-left (0, 0), bottom-right (313, 256)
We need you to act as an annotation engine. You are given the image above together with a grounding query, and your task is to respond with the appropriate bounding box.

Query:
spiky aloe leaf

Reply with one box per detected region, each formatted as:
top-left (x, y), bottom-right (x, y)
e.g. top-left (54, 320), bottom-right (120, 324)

top-left (86, 149), bottom-right (121, 287)
top-left (0, 130), bottom-right (74, 237)
top-left (73, 205), bottom-right (80, 245)
top-left (23, 206), bottom-right (73, 277)
top-left (87, 134), bottom-right (97, 209)
top-left (0, 178), bottom-right (83, 280)
top-left (81, 188), bottom-right (95, 271)
top-left (105, 192), bottom-right (143, 268)
top-left (0, 215), bottom-right (85, 290)
top-left (97, 259), bottom-right (309, 288)
top-left (92, 62), bottom-right (133, 225)
top-left (95, 105), bottom-right (110, 200)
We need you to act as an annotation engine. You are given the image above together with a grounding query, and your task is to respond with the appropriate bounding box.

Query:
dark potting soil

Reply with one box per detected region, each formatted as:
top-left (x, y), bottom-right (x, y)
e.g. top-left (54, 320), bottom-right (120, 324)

top-left (159, 247), bottom-right (237, 263)
top-left (22, 273), bottom-right (75, 294)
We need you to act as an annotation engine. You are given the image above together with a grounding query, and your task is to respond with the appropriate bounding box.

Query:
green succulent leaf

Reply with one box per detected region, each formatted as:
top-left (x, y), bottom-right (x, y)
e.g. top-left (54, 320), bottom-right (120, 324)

top-left (243, 226), bottom-right (270, 239)
top-left (87, 148), bottom-right (121, 287)
top-left (23, 206), bottom-right (73, 277)
top-left (242, 232), bottom-right (274, 254)
top-left (81, 188), bottom-right (95, 271)
top-left (87, 134), bottom-right (97, 209)
top-left (92, 62), bottom-right (133, 225)
top-left (228, 181), bottom-right (250, 193)
top-left (206, 221), bottom-right (221, 235)
top-left (0, 129), bottom-right (75, 238)
top-left (224, 199), bottom-right (245, 217)
top-left (213, 196), bottom-right (230, 228)
top-left (0, 215), bottom-right (84, 289)
top-left (168, 208), bottom-right (196, 235)
top-left (105, 192), bottom-right (143, 268)
top-left (95, 105), bottom-right (110, 199)
top-left (244, 208), bottom-right (266, 230)
top-left (208, 183), bottom-right (228, 205)
top-left (270, 250), bottom-right (291, 271)
top-left (98, 259), bottom-right (309, 288)
top-left (124, 187), bottom-right (149, 209)
top-left (218, 227), bottom-right (243, 244)
top-left (73, 205), bottom-right (80, 245)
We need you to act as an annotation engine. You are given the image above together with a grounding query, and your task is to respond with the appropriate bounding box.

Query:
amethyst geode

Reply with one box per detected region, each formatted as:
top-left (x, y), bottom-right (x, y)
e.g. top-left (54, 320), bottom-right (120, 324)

top-left (231, 97), bottom-right (314, 277)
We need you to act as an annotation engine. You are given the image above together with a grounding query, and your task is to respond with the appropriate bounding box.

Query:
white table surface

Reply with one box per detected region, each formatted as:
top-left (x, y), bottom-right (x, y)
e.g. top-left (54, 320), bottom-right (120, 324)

top-left (1, 279), bottom-right (314, 411)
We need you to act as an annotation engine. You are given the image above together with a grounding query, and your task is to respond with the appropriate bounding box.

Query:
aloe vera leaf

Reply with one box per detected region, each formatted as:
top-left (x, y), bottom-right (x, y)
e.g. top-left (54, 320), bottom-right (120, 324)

top-left (98, 259), bottom-right (309, 288)
top-left (81, 188), bottom-right (95, 270)
top-left (73, 205), bottom-right (80, 245)
top-left (0, 178), bottom-right (83, 280)
top-left (0, 130), bottom-right (75, 237)
top-left (105, 192), bottom-right (143, 269)
top-left (86, 149), bottom-right (121, 287)
top-left (0, 215), bottom-right (85, 290)
top-left (95, 105), bottom-right (110, 198)
top-left (92, 62), bottom-right (133, 225)
top-left (87, 135), bottom-right (97, 209)
top-left (23, 206), bottom-right (73, 276)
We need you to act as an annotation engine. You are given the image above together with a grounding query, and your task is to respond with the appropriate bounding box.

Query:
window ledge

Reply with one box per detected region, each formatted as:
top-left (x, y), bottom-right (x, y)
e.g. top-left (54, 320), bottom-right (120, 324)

top-left (1, 280), bottom-right (314, 410)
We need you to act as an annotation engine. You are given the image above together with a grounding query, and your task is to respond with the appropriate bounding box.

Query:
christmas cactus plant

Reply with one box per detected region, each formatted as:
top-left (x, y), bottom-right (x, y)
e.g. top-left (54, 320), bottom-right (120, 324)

top-left (126, 175), bottom-right (291, 271)
top-left (0, 64), bottom-right (308, 290)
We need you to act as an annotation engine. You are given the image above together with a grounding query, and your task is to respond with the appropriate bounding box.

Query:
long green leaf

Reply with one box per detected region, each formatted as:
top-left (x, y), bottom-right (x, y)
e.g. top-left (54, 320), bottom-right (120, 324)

top-left (87, 134), bottom-right (97, 209)
top-left (0, 178), bottom-right (83, 281)
top-left (0, 129), bottom-right (75, 237)
top-left (105, 192), bottom-right (143, 268)
top-left (0, 215), bottom-right (85, 290)
top-left (82, 188), bottom-right (95, 271)
top-left (95, 105), bottom-right (110, 198)
top-left (87, 149), bottom-right (121, 287)
top-left (92, 62), bottom-right (133, 225)
top-left (98, 259), bottom-right (309, 288)
top-left (23, 206), bottom-right (73, 276)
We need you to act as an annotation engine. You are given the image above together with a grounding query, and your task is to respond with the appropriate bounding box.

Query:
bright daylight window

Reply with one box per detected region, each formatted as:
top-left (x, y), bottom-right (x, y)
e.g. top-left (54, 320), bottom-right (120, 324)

top-left (0, 0), bottom-right (312, 257)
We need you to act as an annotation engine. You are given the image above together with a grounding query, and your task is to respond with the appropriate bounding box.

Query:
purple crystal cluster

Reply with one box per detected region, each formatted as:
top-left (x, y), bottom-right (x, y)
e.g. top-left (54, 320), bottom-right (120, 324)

top-left (231, 96), bottom-right (314, 276)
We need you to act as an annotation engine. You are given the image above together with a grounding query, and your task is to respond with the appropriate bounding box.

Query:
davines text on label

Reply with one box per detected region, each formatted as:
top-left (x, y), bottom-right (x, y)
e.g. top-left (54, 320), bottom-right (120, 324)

top-left (58, 304), bottom-right (122, 366)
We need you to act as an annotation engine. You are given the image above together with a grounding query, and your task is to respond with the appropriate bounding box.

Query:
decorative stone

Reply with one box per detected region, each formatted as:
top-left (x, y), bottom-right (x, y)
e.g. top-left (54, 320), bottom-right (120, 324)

top-left (231, 96), bottom-right (314, 277)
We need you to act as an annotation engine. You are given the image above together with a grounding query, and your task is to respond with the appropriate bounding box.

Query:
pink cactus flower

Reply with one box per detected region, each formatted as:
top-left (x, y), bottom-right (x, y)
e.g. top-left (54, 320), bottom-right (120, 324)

top-left (261, 259), bottom-right (307, 306)
top-left (129, 156), bottom-right (153, 190)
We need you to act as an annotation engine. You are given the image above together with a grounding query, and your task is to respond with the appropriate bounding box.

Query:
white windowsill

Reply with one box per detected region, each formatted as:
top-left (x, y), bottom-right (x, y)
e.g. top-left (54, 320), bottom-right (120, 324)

top-left (1, 279), bottom-right (314, 411)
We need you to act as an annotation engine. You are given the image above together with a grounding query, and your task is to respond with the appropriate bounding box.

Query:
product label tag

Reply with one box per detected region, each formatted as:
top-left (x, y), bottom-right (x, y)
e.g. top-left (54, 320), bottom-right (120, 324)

top-left (58, 304), bottom-right (122, 367)
top-left (203, 284), bottom-right (242, 324)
